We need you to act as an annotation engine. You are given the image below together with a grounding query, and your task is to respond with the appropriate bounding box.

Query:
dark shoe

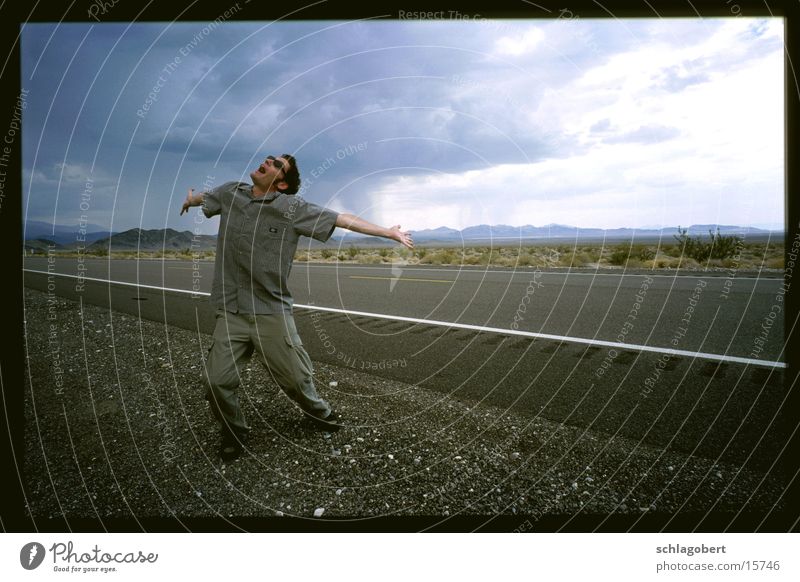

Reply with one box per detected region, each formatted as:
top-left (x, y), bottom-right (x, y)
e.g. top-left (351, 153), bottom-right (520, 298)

top-left (219, 431), bottom-right (247, 462)
top-left (306, 410), bottom-right (342, 432)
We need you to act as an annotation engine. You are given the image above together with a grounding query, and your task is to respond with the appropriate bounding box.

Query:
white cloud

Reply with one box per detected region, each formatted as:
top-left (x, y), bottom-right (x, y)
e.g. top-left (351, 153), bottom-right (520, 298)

top-left (493, 27), bottom-right (546, 57)
top-left (371, 24), bottom-right (784, 234)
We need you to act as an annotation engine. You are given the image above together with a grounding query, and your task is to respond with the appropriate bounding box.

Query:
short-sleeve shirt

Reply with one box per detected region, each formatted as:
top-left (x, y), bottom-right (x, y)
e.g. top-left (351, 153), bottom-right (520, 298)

top-left (202, 181), bottom-right (338, 314)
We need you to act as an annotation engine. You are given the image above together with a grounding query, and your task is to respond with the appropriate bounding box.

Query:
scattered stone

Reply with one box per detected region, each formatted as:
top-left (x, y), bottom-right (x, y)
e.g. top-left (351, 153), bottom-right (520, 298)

top-left (329, 381), bottom-right (338, 387)
top-left (510, 452), bottom-right (520, 460)
top-left (313, 507), bottom-right (325, 518)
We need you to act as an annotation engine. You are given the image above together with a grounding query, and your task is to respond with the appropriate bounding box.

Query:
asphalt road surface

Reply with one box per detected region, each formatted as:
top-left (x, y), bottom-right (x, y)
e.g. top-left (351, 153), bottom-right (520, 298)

top-left (23, 257), bottom-right (791, 472)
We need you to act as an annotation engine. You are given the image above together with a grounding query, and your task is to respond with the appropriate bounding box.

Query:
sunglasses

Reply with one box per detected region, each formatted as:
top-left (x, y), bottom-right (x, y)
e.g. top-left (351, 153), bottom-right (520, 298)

top-left (266, 155), bottom-right (286, 171)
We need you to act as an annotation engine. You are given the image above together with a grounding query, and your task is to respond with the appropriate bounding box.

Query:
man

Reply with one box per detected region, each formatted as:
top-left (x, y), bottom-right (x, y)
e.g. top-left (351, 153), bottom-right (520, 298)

top-left (180, 154), bottom-right (413, 461)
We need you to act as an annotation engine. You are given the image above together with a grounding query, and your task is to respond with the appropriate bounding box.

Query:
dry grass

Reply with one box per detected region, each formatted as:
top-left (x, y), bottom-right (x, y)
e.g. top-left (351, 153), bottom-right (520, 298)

top-left (43, 242), bottom-right (785, 270)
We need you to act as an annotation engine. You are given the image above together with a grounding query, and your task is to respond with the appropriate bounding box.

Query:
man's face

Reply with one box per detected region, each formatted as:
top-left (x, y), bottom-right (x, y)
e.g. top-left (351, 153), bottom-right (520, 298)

top-left (250, 155), bottom-right (290, 191)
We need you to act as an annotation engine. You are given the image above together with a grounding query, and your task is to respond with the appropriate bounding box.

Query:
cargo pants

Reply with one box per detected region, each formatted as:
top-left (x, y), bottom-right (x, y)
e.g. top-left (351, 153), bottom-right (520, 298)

top-left (203, 309), bottom-right (332, 439)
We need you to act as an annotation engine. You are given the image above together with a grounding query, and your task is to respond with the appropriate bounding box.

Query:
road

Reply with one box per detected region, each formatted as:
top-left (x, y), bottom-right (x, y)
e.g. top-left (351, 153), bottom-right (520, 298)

top-left (22, 257), bottom-right (791, 471)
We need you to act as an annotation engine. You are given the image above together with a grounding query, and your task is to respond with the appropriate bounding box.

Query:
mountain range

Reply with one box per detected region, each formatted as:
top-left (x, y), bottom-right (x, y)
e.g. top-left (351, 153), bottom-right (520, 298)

top-left (24, 221), bottom-right (781, 252)
top-left (24, 220), bottom-right (114, 245)
top-left (407, 223), bottom-right (777, 242)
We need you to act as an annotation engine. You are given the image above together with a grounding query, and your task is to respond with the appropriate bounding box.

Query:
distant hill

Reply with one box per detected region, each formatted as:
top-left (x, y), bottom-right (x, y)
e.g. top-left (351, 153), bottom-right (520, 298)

top-left (24, 220), bottom-right (114, 246)
top-left (87, 228), bottom-right (217, 252)
top-left (24, 238), bottom-right (63, 253)
top-left (410, 223), bottom-right (777, 242)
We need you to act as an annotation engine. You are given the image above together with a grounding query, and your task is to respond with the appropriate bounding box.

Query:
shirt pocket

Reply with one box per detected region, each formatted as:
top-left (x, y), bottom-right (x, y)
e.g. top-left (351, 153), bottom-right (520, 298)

top-left (255, 220), bottom-right (293, 274)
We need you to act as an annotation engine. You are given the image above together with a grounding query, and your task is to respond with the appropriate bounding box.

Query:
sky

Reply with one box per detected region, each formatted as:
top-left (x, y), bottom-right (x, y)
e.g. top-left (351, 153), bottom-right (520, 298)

top-left (21, 17), bottom-right (785, 235)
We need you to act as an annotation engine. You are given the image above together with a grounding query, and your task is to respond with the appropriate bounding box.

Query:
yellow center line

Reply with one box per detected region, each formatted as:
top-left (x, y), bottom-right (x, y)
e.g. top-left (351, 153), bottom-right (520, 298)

top-left (349, 275), bottom-right (455, 284)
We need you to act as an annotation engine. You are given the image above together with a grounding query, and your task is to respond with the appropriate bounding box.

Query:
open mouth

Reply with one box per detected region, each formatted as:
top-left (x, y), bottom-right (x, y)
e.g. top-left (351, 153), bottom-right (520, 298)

top-left (256, 164), bottom-right (266, 174)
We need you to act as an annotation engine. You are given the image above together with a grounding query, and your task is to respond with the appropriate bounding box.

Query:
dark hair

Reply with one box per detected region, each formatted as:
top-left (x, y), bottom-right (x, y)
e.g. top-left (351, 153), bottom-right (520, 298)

top-left (278, 153), bottom-right (301, 195)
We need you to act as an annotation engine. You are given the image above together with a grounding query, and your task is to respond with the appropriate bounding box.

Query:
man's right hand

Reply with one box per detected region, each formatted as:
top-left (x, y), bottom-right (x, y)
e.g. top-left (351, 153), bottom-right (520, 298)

top-left (180, 188), bottom-right (197, 215)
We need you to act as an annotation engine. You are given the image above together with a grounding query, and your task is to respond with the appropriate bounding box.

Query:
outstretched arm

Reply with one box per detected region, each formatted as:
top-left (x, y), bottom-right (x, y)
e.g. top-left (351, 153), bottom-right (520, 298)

top-left (335, 213), bottom-right (414, 249)
top-left (179, 188), bottom-right (204, 215)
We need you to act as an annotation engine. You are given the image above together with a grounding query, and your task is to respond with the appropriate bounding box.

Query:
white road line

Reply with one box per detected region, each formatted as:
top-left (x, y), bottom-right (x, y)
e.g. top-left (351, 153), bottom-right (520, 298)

top-left (23, 268), bottom-right (786, 370)
top-left (24, 269), bottom-right (202, 296)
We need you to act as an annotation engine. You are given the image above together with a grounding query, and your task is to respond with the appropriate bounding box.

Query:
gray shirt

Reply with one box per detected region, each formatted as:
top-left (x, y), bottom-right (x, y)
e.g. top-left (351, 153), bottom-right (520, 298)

top-left (202, 181), bottom-right (338, 314)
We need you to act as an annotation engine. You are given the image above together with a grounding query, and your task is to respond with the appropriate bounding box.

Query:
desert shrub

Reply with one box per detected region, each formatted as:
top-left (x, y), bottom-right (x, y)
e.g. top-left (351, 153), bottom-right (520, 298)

top-left (573, 252), bottom-right (597, 266)
top-left (491, 256), bottom-right (515, 267)
top-left (379, 248), bottom-right (390, 258)
top-left (765, 257), bottom-right (784, 269)
top-left (415, 248), bottom-right (427, 259)
top-left (608, 246), bottom-right (630, 266)
top-left (636, 246), bottom-right (656, 261)
top-left (673, 227), bottom-right (743, 262)
top-left (608, 244), bottom-right (653, 266)
top-left (321, 248), bottom-right (334, 259)
top-left (462, 254), bottom-right (482, 266)
top-left (439, 249), bottom-right (457, 264)
top-left (347, 246), bottom-right (359, 259)
top-left (515, 254), bottom-right (534, 267)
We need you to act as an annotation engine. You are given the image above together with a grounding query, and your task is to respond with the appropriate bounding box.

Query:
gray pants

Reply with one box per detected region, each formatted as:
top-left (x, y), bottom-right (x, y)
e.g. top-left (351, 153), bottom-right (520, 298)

top-left (203, 309), bottom-right (331, 438)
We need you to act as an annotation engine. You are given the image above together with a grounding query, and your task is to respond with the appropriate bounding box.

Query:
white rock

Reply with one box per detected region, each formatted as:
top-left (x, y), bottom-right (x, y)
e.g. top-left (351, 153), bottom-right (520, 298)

top-left (510, 452), bottom-right (520, 460)
top-left (387, 454), bottom-right (394, 460)
top-left (667, 466), bottom-right (674, 472)
top-left (313, 507), bottom-right (325, 518)
top-left (275, 510), bottom-right (284, 517)
top-left (336, 489), bottom-right (343, 495)
top-left (329, 381), bottom-right (338, 387)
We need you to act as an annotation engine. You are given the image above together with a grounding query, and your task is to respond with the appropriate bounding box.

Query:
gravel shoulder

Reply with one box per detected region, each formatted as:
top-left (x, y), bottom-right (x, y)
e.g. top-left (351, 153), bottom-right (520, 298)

top-left (22, 288), bottom-right (787, 528)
